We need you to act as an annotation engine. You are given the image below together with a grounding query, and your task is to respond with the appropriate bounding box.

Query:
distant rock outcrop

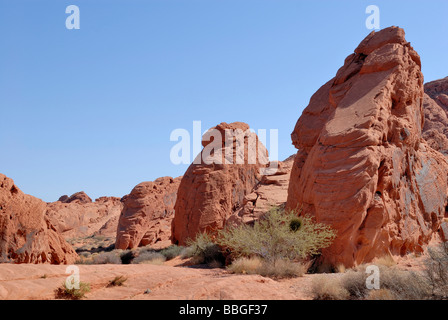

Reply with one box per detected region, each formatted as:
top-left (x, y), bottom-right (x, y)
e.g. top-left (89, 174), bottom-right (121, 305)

top-left (172, 122), bottom-right (270, 246)
top-left (423, 77), bottom-right (448, 154)
top-left (46, 195), bottom-right (124, 239)
top-left (0, 174), bottom-right (78, 264)
top-left (115, 177), bottom-right (181, 250)
top-left (286, 27), bottom-right (448, 268)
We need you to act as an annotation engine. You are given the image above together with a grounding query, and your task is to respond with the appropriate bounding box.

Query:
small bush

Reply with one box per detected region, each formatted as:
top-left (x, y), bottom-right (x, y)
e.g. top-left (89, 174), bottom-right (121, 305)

top-left (91, 252), bottom-right (122, 264)
top-left (217, 207), bottom-right (336, 264)
top-left (108, 275), bottom-right (128, 287)
top-left (120, 250), bottom-right (137, 264)
top-left (367, 288), bottom-right (396, 300)
top-left (422, 242), bottom-right (448, 299)
top-left (132, 251), bottom-right (166, 264)
top-left (55, 282), bottom-right (91, 300)
top-left (312, 275), bottom-right (349, 300)
top-left (342, 265), bottom-right (430, 300)
top-left (228, 257), bottom-right (306, 279)
top-left (185, 232), bottom-right (225, 266)
top-left (227, 257), bottom-right (263, 275)
top-left (257, 259), bottom-right (307, 279)
top-left (160, 245), bottom-right (184, 261)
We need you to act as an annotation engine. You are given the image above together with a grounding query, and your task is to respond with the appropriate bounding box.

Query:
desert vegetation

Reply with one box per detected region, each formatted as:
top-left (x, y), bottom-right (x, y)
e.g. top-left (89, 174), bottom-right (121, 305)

top-left (311, 242), bottom-right (448, 300)
top-left (182, 207), bottom-right (336, 278)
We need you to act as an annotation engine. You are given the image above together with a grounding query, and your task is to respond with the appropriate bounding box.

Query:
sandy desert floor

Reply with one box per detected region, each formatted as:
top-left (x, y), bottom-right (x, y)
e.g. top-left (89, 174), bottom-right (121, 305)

top-left (0, 252), bottom-right (428, 301)
top-left (0, 261), bottom-right (322, 300)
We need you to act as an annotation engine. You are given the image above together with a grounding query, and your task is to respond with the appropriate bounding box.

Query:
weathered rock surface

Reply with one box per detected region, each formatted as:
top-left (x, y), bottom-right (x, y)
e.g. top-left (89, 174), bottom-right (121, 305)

top-left (423, 77), bottom-right (448, 154)
top-left (286, 27), bottom-right (448, 268)
top-left (0, 174), bottom-right (78, 264)
top-left (226, 155), bottom-right (294, 226)
top-left (115, 177), bottom-right (181, 250)
top-left (58, 191), bottom-right (92, 204)
top-left (46, 195), bottom-right (124, 239)
top-left (172, 122), bottom-right (270, 246)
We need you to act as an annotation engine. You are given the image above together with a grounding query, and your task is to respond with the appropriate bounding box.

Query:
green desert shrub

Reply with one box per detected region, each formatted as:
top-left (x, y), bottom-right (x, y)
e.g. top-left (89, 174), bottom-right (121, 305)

top-left (218, 207), bottom-right (336, 264)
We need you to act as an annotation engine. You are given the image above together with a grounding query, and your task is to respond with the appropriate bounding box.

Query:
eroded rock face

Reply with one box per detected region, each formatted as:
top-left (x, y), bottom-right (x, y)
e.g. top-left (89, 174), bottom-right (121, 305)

top-left (423, 77), bottom-right (448, 154)
top-left (226, 155), bottom-right (294, 226)
top-left (46, 196), bottom-right (124, 239)
top-left (0, 174), bottom-right (78, 264)
top-left (286, 27), bottom-right (448, 268)
top-left (115, 177), bottom-right (181, 250)
top-left (58, 191), bottom-right (92, 204)
top-left (172, 122), bottom-right (269, 246)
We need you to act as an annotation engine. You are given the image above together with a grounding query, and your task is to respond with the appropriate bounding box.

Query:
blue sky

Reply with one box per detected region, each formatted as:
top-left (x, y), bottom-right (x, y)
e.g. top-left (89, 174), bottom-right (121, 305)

top-left (1, 0), bottom-right (447, 202)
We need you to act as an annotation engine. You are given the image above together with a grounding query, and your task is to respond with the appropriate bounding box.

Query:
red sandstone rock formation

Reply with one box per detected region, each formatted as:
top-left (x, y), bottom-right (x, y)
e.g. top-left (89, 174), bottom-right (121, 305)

top-left (172, 122), bottom-right (270, 246)
top-left (226, 155), bottom-right (294, 226)
top-left (423, 77), bottom-right (448, 154)
top-left (286, 27), bottom-right (448, 268)
top-left (115, 177), bottom-right (181, 250)
top-left (46, 195), bottom-right (124, 239)
top-left (0, 174), bottom-right (78, 264)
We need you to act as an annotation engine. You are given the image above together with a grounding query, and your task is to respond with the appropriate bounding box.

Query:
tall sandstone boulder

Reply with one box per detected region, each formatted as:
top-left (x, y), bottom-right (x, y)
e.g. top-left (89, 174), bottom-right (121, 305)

top-left (172, 122), bottom-right (269, 246)
top-left (0, 174), bottom-right (78, 264)
top-left (286, 27), bottom-right (448, 268)
top-left (115, 176), bottom-right (181, 250)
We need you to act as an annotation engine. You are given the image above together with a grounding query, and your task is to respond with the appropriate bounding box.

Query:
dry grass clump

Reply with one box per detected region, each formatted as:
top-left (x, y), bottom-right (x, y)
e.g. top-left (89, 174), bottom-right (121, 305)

top-left (228, 257), bottom-right (307, 279)
top-left (311, 275), bottom-right (349, 300)
top-left (132, 251), bottom-right (166, 265)
top-left (366, 288), bottom-right (396, 300)
top-left (107, 275), bottom-right (128, 287)
top-left (227, 257), bottom-right (263, 275)
top-left (55, 282), bottom-right (91, 300)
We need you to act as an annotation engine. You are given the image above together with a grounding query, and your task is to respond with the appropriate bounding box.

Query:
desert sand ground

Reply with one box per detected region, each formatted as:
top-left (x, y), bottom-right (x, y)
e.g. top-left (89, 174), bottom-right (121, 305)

top-left (0, 252), bottom-right (428, 300)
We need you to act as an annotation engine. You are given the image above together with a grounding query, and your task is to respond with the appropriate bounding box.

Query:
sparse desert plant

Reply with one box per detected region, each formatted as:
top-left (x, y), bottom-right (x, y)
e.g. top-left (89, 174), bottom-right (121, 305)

top-left (257, 259), bottom-right (307, 279)
top-left (228, 256), bottom-right (306, 279)
top-left (312, 275), bottom-right (349, 300)
top-left (185, 232), bottom-right (225, 266)
top-left (160, 245), bottom-right (184, 261)
top-left (120, 249), bottom-right (137, 264)
top-left (366, 288), bottom-right (396, 300)
top-left (108, 275), bottom-right (128, 287)
top-left (422, 242), bottom-right (448, 299)
top-left (342, 264), bottom-right (430, 300)
top-left (227, 257), bottom-right (263, 275)
top-left (132, 251), bottom-right (166, 264)
top-left (217, 207), bottom-right (336, 265)
top-left (55, 282), bottom-right (91, 300)
top-left (90, 251), bottom-right (122, 264)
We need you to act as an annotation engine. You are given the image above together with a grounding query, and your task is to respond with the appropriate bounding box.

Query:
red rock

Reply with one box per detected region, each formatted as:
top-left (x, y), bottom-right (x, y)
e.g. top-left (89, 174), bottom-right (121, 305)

top-left (115, 177), bottom-right (181, 250)
top-left (62, 191), bottom-right (92, 204)
top-left (46, 196), bottom-right (123, 239)
top-left (0, 174), bottom-right (78, 264)
top-left (172, 122), bottom-right (269, 246)
top-left (286, 27), bottom-right (448, 268)
top-left (423, 77), bottom-right (448, 154)
top-left (226, 155), bottom-right (295, 226)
